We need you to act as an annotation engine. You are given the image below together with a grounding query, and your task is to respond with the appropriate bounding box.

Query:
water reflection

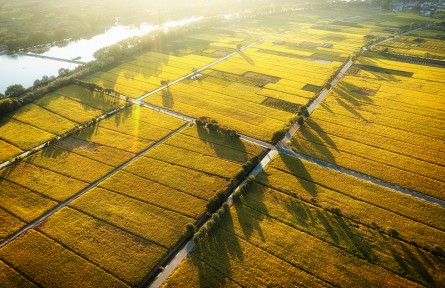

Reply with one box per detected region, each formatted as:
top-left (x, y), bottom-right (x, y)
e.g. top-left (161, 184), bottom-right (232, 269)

top-left (0, 16), bottom-right (203, 93)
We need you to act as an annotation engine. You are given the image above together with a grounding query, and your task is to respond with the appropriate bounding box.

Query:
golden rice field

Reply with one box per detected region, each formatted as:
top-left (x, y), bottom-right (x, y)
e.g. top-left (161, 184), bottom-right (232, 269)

top-left (0, 85), bottom-right (123, 163)
top-left (164, 154), bottom-right (445, 288)
top-left (376, 29), bottom-right (445, 58)
top-left (291, 52), bottom-right (445, 200)
top-left (0, 123), bottom-right (263, 287)
top-left (1, 6), bottom-right (444, 288)
top-left (145, 42), bottom-right (343, 142)
top-left (0, 106), bottom-right (185, 243)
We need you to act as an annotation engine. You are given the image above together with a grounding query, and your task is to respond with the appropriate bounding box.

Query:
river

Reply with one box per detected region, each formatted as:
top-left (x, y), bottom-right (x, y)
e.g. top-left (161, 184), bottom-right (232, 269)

top-left (0, 16), bottom-right (202, 94)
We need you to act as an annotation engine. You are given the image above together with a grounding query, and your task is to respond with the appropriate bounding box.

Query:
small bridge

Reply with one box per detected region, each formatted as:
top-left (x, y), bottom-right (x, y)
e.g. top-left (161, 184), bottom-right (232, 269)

top-left (18, 53), bottom-right (86, 64)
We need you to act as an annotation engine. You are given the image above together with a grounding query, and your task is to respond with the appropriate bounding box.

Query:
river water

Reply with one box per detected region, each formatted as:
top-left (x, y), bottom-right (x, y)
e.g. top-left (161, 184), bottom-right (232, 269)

top-left (0, 16), bottom-right (202, 94)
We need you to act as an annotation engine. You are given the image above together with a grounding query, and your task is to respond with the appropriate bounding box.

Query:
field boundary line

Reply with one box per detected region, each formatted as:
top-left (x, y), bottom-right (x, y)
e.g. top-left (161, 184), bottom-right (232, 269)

top-left (278, 148), bottom-right (445, 207)
top-left (0, 122), bottom-right (190, 249)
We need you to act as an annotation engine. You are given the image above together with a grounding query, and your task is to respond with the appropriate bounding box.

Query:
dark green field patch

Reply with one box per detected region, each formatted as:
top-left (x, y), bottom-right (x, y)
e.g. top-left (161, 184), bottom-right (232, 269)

top-left (358, 65), bottom-right (414, 77)
top-left (261, 97), bottom-right (300, 113)
top-left (258, 48), bottom-right (304, 59)
top-left (322, 35), bottom-right (347, 42)
top-left (209, 70), bottom-right (280, 87)
top-left (302, 84), bottom-right (323, 93)
top-left (310, 51), bottom-right (348, 62)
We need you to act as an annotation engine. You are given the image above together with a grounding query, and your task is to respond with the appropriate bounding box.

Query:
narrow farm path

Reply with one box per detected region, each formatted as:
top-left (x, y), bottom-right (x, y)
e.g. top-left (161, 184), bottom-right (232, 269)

top-left (0, 122), bottom-right (190, 249)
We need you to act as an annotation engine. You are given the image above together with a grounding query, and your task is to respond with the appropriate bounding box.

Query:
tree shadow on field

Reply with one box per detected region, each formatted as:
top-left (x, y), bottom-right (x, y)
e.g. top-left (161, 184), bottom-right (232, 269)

top-left (239, 50), bottom-right (255, 65)
top-left (306, 119), bottom-right (338, 150)
top-left (192, 211), bottom-right (243, 287)
top-left (234, 180), bottom-right (268, 242)
top-left (337, 216), bottom-right (376, 262)
top-left (290, 127), bottom-right (336, 164)
top-left (320, 102), bottom-right (334, 114)
top-left (112, 104), bottom-right (133, 127)
top-left (335, 82), bottom-right (374, 106)
top-left (280, 153), bottom-right (318, 197)
top-left (385, 237), bottom-right (439, 286)
top-left (334, 97), bottom-right (367, 121)
top-left (196, 125), bottom-right (248, 163)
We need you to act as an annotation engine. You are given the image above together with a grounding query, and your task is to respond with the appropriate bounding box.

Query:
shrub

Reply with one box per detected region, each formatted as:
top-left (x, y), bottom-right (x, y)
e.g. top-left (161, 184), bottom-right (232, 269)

top-left (235, 168), bottom-right (247, 181)
top-left (386, 227), bottom-right (399, 237)
top-left (206, 197), bottom-right (221, 212)
top-left (222, 202), bottom-right (230, 212)
top-left (183, 223), bottom-right (196, 239)
top-left (297, 116), bottom-right (305, 126)
top-left (217, 207), bottom-right (226, 217)
top-left (271, 129), bottom-right (286, 144)
top-left (212, 213), bottom-right (220, 222)
top-left (432, 245), bottom-right (444, 257)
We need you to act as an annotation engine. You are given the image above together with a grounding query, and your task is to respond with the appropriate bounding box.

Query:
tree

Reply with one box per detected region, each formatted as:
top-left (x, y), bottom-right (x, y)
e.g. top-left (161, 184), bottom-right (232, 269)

top-left (0, 92), bottom-right (4, 99)
top-left (297, 116), bottom-right (305, 126)
top-left (5, 84), bottom-right (26, 98)
top-left (58, 68), bottom-right (70, 76)
top-left (183, 223), bottom-right (196, 239)
top-left (271, 129), bottom-right (286, 144)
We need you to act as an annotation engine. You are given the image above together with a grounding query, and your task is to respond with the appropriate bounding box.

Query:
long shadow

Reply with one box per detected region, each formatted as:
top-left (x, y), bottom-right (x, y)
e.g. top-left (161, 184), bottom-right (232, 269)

top-left (192, 210), bottom-right (243, 287)
top-left (336, 82), bottom-right (375, 104)
top-left (279, 153), bottom-right (318, 196)
top-left (320, 102), bottom-right (334, 114)
top-left (196, 125), bottom-right (248, 163)
top-left (234, 181), bottom-right (268, 242)
top-left (306, 119), bottom-right (338, 150)
top-left (334, 97), bottom-right (367, 121)
top-left (399, 243), bottom-right (435, 286)
top-left (337, 216), bottom-right (377, 262)
top-left (295, 127), bottom-right (336, 164)
top-left (239, 51), bottom-right (255, 65)
top-left (72, 122), bottom-right (99, 143)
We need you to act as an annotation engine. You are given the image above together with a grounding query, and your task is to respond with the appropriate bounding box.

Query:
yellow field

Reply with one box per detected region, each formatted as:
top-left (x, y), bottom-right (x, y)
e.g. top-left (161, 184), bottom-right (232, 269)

top-left (262, 154), bottom-right (445, 247)
top-left (0, 260), bottom-right (36, 288)
top-left (99, 171), bottom-right (206, 219)
top-left (0, 140), bottom-right (22, 163)
top-left (8, 104), bottom-right (75, 134)
top-left (0, 208), bottom-right (25, 243)
top-left (0, 230), bottom-right (128, 288)
top-left (88, 51), bottom-right (215, 98)
top-left (71, 187), bottom-right (193, 248)
top-left (34, 85), bottom-right (121, 123)
top-left (164, 153), bottom-right (445, 287)
top-left (24, 148), bottom-right (114, 183)
top-left (0, 180), bottom-right (57, 222)
top-left (0, 118), bottom-right (55, 150)
top-left (38, 207), bottom-right (167, 286)
top-left (291, 52), bottom-right (445, 200)
top-left (0, 162), bottom-right (88, 201)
